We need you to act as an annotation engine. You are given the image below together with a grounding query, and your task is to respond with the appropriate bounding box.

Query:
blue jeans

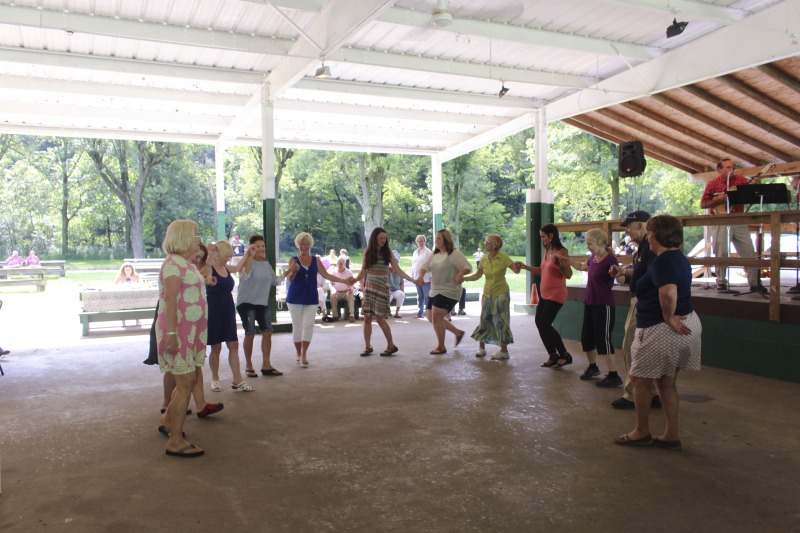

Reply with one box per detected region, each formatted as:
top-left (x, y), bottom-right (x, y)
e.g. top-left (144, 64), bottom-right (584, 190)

top-left (416, 282), bottom-right (431, 316)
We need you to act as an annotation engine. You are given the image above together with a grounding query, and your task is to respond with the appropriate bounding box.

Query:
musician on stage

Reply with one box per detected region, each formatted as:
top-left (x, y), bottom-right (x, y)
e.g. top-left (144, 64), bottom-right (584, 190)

top-left (700, 158), bottom-right (763, 293)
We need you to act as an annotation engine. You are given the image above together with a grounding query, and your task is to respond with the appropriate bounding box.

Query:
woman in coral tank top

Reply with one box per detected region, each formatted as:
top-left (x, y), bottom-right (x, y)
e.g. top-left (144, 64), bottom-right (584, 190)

top-left (517, 224), bottom-right (573, 368)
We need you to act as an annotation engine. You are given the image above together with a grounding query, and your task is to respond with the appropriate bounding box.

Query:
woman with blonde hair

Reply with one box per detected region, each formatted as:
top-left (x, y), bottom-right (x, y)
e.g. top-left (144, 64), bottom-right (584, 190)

top-left (351, 228), bottom-right (418, 357)
top-left (206, 240), bottom-right (255, 393)
top-left (285, 232), bottom-right (351, 367)
top-left (559, 229), bottom-right (621, 387)
top-left (416, 229), bottom-right (472, 355)
top-left (114, 262), bottom-right (141, 284)
top-left (157, 219), bottom-right (208, 458)
top-left (463, 234), bottom-right (519, 359)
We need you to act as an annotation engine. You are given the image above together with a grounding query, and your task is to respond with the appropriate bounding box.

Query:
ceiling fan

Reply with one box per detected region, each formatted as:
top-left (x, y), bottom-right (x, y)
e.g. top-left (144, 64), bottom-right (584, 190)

top-left (400, 0), bottom-right (526, 41)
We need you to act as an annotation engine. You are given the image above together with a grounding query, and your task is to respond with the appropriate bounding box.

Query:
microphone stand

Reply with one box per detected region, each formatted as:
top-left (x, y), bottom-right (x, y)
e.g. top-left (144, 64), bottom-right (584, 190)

top-left (718, 169), bottom-right (739, 294)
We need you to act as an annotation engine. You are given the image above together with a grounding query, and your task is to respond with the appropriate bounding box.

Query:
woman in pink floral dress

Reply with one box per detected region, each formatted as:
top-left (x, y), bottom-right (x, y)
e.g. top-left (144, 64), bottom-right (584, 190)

top-left (157, 219), bottom-right (208, 458)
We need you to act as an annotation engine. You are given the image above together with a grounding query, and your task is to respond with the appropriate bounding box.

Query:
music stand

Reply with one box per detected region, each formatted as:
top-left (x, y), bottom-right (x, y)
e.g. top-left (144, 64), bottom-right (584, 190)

top-left (727, 184), bottom-right (791, 297)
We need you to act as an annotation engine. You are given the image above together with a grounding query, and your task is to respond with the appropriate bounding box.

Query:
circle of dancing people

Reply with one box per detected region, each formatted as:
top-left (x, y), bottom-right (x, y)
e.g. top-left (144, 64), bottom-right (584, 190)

top-left (153, 216), bottom-right (701, 458)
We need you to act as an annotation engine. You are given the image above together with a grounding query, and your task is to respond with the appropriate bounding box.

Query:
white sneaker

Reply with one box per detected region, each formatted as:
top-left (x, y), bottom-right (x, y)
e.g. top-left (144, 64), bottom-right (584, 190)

top-left (231, 381), bottom-right (255, 391)
top-left (491, 352), bottom-right (510, 360)
top-left (475, 349), bottom-right (486, 357)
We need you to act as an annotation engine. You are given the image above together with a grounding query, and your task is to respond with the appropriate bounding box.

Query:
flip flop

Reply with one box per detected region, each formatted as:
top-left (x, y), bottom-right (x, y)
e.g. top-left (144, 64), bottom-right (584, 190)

top-left (613, 433), bottom-right (653, 447)
top-left (430, 348), bottom-right (447, 355)
top-left (165, 443), bottom-right (204, 458)
top-left (158, 426), bottom-right (185, 439)
top-left (245, 369), bottom-right (258, 378)
top-left (261, 368), bottom-right (283, 376)
top-left (455, 332), bottom-right (464, 347)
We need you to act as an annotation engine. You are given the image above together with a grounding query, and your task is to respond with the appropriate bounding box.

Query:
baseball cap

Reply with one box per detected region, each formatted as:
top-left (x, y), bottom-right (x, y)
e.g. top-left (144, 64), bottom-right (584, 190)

top-left (620, 210), bottom-right (651, 227)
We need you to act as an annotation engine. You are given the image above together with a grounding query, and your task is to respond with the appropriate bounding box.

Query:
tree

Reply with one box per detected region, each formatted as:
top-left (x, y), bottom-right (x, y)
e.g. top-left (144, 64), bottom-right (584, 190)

top-left (86, 140), bottom-right (174, 257)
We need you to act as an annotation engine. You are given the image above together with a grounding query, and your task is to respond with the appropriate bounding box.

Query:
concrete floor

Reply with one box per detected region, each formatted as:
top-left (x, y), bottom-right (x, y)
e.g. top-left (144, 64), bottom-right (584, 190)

top-left (0, 305), bottom-right (798, 533)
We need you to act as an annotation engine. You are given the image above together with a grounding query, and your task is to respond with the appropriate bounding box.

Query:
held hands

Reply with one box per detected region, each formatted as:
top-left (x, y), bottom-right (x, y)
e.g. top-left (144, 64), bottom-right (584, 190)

top-left (666, 315), bottom-right (691, 335)
top-left (454, 272), bottom-right (464, 284)
top-left (205, 275), bottom-right (217, 286)
top-left (609, 264), bottom-right (624, 278)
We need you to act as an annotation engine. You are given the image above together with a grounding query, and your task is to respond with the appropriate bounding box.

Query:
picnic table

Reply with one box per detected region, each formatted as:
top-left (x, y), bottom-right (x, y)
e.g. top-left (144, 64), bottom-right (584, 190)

top-left (0, 267), bottom-right (47, 291)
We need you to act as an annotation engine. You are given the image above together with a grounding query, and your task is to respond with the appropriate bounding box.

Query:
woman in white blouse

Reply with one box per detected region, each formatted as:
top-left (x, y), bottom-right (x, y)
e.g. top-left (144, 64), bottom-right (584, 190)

top-left (416, 229), bottom-right (472, 354)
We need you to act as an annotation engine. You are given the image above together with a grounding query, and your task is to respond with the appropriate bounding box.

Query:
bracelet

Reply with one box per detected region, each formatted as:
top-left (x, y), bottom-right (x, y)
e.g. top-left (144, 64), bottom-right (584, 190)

top-left (167, 332), bottom-right (177, 336)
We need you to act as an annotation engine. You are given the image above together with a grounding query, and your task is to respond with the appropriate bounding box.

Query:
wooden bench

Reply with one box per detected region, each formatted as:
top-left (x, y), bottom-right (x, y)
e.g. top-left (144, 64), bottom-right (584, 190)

top-left (79, 308), bottom-right (155, 336)
top-left (0, 267), bottom-right (47, 291)
top-left (39, 260), bottom-right (66, 277)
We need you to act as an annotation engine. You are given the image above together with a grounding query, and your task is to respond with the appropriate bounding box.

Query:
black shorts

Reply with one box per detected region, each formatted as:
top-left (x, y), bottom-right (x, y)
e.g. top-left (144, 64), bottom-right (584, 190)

top-left (427, 294), bottom-right (457, 314)
top-left (236, 303), bottom-right (272, 335)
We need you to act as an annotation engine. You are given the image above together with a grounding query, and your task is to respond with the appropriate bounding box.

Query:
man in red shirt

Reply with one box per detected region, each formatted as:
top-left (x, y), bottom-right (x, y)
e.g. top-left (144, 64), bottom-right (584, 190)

top-left (700, 158), bottom-right (762, 292)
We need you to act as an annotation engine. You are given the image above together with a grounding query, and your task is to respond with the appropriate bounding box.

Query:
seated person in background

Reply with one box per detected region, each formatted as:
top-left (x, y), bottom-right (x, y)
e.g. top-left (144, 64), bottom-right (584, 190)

top-left (327, 248), bottom-right (338, 266)
top-left (328, 256), bottom-right (355, 322)
top-left (4, 251), bottom-right (25, 267)
top-left (114, 262), bottom-right (141, 284)
top-left (26, 250), bottom-right (40, 266)
top-left (317, 259), bottom-right (333, 322)
top-left (389, 250), bottom-right (406, 318)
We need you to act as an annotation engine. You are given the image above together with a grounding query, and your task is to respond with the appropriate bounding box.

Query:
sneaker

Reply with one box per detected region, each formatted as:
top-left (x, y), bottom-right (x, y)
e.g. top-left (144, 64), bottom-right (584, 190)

top-left (651, 395), bottom-right (663, 409)
top-left (716, 283), bottom-right (729, 291)
top-left (490, 352), bottom-right (509, 360)
top-left (457, 310), bottom-right (466, 315)
top-left (231, 381), bottom-right (255, 392)
top-left (611, 397), bottom-right (635, 409)
top-left (596, 373), bottom-right (623, 388)
top-left (580, 365), bottom-right (601, 380)
top-left (475, 349), bottom-right (486, 357)
top-left (0, 348), bottom-right (10, 357)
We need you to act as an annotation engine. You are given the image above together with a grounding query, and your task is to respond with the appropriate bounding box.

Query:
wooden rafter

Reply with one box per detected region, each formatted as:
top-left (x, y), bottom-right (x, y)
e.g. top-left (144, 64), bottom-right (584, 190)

top-left (620, 101), bottom-right (751, 166)
top-left (757, 64), bottom-right (800, 93)
top-left (718, 75), bottom-right (800, 124)
top-left (681, 85), bottom-right (800, 149)
top-left (650, 93), bottom-right (790, 163)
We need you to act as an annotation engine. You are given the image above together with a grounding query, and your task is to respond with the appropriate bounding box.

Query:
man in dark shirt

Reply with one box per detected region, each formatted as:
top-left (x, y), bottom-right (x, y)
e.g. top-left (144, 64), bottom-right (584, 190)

top-left (231, 235), bottom-right (245, 266)
top-left (608, 211), bottom-right (661, 410)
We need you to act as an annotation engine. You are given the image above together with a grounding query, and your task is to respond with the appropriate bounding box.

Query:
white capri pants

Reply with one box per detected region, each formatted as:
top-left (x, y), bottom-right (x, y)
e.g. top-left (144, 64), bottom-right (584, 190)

top-left (390, 289), bottom-right (405, 308)
top-left (288, 303), bottom-right (317, 343)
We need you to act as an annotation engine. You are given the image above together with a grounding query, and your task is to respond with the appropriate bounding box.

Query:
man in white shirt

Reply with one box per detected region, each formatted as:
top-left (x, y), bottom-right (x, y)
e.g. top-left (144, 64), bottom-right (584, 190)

top-left (328, 257), bottom-right (356, 322)
top-left (411, 235), bottom-right (433, 318)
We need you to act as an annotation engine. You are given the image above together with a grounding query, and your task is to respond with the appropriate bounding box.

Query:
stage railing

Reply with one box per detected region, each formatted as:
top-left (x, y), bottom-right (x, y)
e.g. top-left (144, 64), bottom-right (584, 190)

top-left (554, 210), bottom-right (800, 323)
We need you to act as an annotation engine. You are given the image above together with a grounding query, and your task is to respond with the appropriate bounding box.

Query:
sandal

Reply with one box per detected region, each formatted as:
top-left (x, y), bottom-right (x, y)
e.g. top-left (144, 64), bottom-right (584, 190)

top-left (261, 368), bottom-right (283, 376)
top-left (540, 355), bottom-right (559, 368)
top-left (454, 331), bottom-right (464, 347)
top-left (211, 380), bottom-right (221, 392)
top-left (245, 369), bottom-right (258, 378)
top-left (430, 347), bottom-right (447, 355)
top-left (196, 402), bottom-right (224, 418)
top-left (553, 353), bottom-right (573, 368)
top-left (360, 346), bottom-right (374, 357)
top-left (232, 381), bottom-right (255, 392)
top-left (380, 346), bottom-right (399, 356)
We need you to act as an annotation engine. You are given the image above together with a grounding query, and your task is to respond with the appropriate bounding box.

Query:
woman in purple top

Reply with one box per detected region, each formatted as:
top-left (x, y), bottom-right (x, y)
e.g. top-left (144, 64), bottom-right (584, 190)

top-left (559, 229), bottom-right (621, 387)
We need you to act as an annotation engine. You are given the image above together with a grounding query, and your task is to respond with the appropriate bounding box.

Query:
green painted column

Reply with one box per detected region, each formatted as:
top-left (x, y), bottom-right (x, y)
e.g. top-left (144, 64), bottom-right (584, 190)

top-left (216, 211), bottom-right (226, 241)
top-left (214, 143), bottom-right (227, 240)
top-left (263, 198), bottom-right (278, 319)
top-left (433, 213), bottom-right (443, 233)
top-left (525, 188), bottom-right (554, 303)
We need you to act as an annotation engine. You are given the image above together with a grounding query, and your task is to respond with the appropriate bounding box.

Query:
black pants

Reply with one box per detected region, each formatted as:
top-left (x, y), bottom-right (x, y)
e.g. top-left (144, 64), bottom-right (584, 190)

top-left (535, 298), bottom-right (567, 356)
top-left (458, 288), bottom-right (466, 311)
top-left (580, 304), bottom-right (616, 355)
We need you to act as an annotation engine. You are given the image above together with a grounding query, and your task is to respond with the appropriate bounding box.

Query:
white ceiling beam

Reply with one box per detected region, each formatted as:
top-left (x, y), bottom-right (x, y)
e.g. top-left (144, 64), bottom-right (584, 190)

top-left (293, 79), bottom-right (539, 110)
top-left (332, 48), bottom-right (593, 89)
top-left (276, 100), bottom-right (507, 126)
top-left (0, 75), bottom-right (249, 109)
top-left (0, 5), bottom-right (292, 55)
top-left (605, 0), bottom-right (750, 24)
top-left (545, 1), bottom-right (800, 122)
top-left (0, 102), bottom-right (233, 128)
top-left (439, 113), bottom-right (536, 163)
top-left (0, 48), bottom-right (265, 86)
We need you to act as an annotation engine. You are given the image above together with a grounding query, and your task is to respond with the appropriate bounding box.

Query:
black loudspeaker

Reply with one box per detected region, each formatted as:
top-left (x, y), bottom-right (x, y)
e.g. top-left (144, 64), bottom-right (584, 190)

top-left (618, 140), bottom-right (646, 177)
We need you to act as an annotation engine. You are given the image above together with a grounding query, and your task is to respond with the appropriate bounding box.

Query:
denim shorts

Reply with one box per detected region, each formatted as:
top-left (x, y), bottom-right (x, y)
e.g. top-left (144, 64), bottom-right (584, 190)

top-left (236, 303), bottom-right (272, 334)
top-left (427, 294), bottom-right (457, 313)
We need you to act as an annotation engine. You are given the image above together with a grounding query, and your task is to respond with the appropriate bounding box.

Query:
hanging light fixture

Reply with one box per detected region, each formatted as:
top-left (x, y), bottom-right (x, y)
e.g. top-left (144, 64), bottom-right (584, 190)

top-left (498, 83), bottom-right (509, 98)
top-left (314, 60), bottom-right (331, 79)
top-left (666, 18), bottom-right (688, 38)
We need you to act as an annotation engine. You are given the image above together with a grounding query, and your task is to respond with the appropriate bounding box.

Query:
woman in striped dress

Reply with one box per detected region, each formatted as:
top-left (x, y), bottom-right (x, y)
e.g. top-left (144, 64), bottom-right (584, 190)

top-left (351, 227), bottom-right (418, 357)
